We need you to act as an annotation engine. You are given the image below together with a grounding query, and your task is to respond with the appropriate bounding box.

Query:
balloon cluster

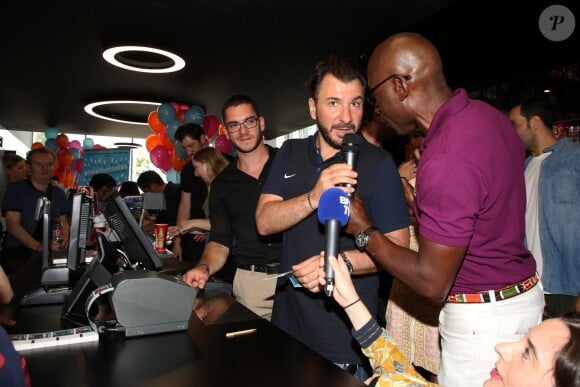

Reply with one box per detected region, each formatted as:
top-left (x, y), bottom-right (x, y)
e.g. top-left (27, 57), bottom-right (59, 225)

top-left (34, 127), bottom-right (105, 190)
top-left (146, 102), bottom-right (233, 176)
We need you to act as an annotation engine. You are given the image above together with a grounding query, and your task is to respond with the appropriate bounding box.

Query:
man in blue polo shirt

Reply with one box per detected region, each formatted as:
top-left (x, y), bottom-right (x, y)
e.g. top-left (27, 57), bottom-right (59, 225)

top-left (1, 147), bottom-right (69, 275)
top-left (256, 56), bottom-right (409, 381)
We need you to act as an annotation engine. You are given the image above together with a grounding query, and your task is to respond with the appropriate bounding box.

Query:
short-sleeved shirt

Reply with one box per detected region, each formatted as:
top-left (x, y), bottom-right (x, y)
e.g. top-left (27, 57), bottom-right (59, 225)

top-left (180, 162), bottom-right (208, 220)
top-left (155, 182), bottom-right (181, 226)
top-left (416, 89), bottom-right (536, 294)
top-left (1, 179), bottom-right (69, 249)
top-left (209, 145), bottom-right (281, 266)
top-left (261, 133), bottom-right (409, 365)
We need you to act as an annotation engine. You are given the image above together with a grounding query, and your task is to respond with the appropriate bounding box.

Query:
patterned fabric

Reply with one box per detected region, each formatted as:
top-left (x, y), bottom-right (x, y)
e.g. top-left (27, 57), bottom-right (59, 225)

top-left (357, 321), bottom-right (439, 386)
top-left (446, 273), bottom-right (539, 303)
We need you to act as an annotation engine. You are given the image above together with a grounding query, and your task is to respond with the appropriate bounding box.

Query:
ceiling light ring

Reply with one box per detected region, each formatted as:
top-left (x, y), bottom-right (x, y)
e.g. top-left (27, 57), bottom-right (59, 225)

top-left (84, 100), bottom-right (161, 125)
top-left (102, 45), bottom-right (186, 74)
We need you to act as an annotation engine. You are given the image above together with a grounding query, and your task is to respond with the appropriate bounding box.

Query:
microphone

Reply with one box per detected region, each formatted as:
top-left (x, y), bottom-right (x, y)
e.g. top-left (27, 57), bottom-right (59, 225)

top-left (341, 133), bottom-right (359, 196)
top-left (317, 187), bottom-right (351, 297)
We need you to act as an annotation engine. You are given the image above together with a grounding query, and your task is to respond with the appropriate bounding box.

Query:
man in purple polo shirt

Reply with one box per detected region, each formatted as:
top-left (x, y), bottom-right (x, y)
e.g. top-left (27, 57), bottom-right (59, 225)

top-left (346, 32), bottom-right (543, 387)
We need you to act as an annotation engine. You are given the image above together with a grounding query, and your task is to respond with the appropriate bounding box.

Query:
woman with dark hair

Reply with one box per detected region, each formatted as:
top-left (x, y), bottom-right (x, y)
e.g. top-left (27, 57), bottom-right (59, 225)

top-left (321, 253), bottom-right (580, 387)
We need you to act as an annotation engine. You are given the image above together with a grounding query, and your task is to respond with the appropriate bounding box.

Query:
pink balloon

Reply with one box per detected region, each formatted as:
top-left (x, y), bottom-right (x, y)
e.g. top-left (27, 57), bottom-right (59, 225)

top-left (68, 140), bottom-right (82, 150)
top-left (201, 115), bottom-right (220, 138)
top-left (150, 145), bottom-right (171, 169)
top-left (214, 135), bottom-right (233, 154)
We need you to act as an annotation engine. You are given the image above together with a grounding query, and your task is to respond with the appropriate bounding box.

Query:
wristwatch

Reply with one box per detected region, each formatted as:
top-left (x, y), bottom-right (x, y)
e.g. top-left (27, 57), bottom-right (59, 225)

top-left (355, 226), bottom-right (378, 251)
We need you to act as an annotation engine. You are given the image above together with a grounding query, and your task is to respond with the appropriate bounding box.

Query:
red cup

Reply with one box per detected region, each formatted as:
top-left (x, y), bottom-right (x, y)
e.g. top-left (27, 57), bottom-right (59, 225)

top-left (154, 224), bottom-right (169, 252)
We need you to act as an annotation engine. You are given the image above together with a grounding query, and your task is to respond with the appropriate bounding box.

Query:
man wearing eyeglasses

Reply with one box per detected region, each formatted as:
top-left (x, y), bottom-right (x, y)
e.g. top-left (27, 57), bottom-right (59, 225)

top-left (182, 95), bottom-right (282, 320)
top-left (255, 56), bottom-right (409, 381)
top-left (347, 32), bottom-right (543, 387)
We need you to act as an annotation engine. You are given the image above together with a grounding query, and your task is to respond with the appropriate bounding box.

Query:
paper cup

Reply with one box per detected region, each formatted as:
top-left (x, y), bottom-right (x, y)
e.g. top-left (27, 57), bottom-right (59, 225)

top-left (154, 224), bottom-right (169, 252)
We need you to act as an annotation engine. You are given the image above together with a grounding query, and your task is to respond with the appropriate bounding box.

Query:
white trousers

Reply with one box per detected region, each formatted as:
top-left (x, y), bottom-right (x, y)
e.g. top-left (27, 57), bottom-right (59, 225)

top-left (438, 282), bottom-right (544, 387)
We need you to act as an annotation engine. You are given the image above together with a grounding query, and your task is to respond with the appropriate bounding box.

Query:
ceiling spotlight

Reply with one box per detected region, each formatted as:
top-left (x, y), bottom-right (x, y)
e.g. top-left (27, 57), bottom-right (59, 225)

top-left (103, 45), bottom-right (186, 73)
top-left (84, 100), bottom-right (161, 125)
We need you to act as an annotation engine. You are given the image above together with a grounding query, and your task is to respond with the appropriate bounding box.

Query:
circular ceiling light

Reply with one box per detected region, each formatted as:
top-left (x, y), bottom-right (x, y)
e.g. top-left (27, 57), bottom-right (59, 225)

top-left (84, 100), bottom-right (161, 125)
top-left (103, 45), bottom-right (186, 73)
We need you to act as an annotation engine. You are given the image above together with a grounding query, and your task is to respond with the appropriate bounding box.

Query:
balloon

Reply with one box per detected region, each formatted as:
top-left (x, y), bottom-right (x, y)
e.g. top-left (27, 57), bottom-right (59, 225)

top-left (176, 108), bottom-right (186, 122)
top-left (55, 133), bottom-right (69, 149)
top-left (60, 168), bottom-right (77, 188)
top-left (215, 135), bottom-right (233, 154)
top-left (83, 137), bottom-right (94, 149)
top-left (74, 158), bottom-right (83, 174)
top-left (150, 145), bottom-right (171, 170)
top-left (166, 168), bottom-right (179, 183)
top-left (68, 140), bottom-right (81, 150)
top-left (171, 150), bottom-right (186, 172)
top-left (31, 142), bottom-right (44, 150)
top-left (45, 138), bottom-right (58, 152)
top-left (202, 115), bottom-right (220, 138)
top-left (162, 134), bottom-right (175, 152)
top-left (174, 140), bottom-right (188, 160)
top-left (145, 133), bottom-right (164, 152)
top-left (218, 123), bottom-right (226, 136)
top-left (69, 148), bottom-right (81, 161)
top-left (148, 111), bottom-right (166, 134)
top-left (58, 150), bottom-right (74, 168)
top-left (92, 144), bottom-right (106, 150)
top-left (184, 106), bottom-right (204, 124)
top-left (45, 127), bottom-right (58, 139)
top-left (157, 102), bottom-right (177, 125)
top-left (166, 119), bottom-right (183, 141)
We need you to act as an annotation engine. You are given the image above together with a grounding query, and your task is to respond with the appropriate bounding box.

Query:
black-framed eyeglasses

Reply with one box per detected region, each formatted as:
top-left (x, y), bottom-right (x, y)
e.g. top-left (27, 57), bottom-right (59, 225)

top-left (225, 116), bottom-right (260, 133)
top-left (368, 74), bottom-right (412, 95)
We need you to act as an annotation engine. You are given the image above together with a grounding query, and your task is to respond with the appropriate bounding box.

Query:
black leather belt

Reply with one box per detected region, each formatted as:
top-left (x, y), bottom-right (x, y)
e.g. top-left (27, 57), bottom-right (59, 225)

top-left (238, 263), bottom-right (280, 274)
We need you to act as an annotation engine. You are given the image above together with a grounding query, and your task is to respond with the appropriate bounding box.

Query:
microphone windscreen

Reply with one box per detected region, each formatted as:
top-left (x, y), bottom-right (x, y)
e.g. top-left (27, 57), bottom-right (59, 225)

top-left (317, 187), bottom-right (350, 226)
top-left (342, 133), bottom-right (359, 150)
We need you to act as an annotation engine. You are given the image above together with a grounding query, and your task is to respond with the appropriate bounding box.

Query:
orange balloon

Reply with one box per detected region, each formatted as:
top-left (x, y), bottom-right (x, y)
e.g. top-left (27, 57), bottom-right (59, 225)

top-left (55, 133), bottom-right (69, 149)
top-left (218, 123), bottom-right (226, 136)
top-left (145, 134), bottom-right (164, 152)
top-left (171, 150), bottom-right (186, 172)
top-left (31, 142), bottom-right (44, 150)
top-left (148, 111), bottom-right (166, 134)
top-left (58, 150), bottom-right (74, 168)
top-left (61, 169), bottom-right (77, 188)
top-left (162, 134), bottom-right (175, 151)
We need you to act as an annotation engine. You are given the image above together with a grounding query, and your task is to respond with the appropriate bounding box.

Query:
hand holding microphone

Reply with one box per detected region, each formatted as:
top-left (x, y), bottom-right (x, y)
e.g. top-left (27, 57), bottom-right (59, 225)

top-left (317, 187), bottom-right (351, 297)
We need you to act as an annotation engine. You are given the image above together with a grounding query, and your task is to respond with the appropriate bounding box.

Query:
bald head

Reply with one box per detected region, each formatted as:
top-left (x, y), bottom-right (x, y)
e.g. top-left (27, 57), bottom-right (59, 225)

top-left (367, 32), bottom-right (452, 134)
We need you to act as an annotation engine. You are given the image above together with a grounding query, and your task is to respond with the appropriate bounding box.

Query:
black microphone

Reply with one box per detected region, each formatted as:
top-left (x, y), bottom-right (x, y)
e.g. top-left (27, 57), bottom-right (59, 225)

top-left (317, 187), bottom-right (351, 297)
top-left (341, 133), bottom-right (359, 196)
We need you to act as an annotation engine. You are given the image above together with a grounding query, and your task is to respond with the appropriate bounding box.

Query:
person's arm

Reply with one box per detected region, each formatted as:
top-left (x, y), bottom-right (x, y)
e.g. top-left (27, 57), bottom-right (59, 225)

top-left (173, 190), bottom-right (191, 260)
top-left (256, 163), bottom-right (356, 235)
top-left (181, 241), bottom-right (230, 289)
top-left (4, 211), bottom-right (42, 252)
top-left (59, 213), bottom-right (70, 250)
top-left (346, 195), bottom-right (466, 303)
top-left (0, 265), bottom-right (14, 305)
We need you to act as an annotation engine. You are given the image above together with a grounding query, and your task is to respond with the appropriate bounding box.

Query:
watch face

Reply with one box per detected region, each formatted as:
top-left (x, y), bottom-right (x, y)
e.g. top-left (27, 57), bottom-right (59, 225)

top-left (355, 233), bottom-right (367, 249)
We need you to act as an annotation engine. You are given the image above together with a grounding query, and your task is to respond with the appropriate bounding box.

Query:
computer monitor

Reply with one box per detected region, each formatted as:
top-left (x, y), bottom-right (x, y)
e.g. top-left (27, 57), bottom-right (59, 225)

top-left (103, 192), bottom-right (162, 271)
top-left (67, 192), bottom-right (94, 278)
top-left (61, 192), bottom-right (163, 325)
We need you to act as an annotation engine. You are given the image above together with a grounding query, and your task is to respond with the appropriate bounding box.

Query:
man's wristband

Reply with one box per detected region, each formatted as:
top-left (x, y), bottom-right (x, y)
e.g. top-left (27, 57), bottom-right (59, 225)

top-left (339, 251), bottom-right (353, 273)
top-left (197, 263), bottom-right (210, 274)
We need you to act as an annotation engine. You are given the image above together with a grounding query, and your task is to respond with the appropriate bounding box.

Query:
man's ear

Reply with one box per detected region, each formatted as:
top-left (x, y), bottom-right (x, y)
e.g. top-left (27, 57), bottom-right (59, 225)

top-left (529, 115), bottom-right (543, 133)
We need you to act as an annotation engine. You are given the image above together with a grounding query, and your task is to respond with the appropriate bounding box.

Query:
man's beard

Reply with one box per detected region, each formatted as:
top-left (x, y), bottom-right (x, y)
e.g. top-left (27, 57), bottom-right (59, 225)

top-left (317, 118), bottom-right (356, 150)
top-left (234, 130), bottom-right (263, 154)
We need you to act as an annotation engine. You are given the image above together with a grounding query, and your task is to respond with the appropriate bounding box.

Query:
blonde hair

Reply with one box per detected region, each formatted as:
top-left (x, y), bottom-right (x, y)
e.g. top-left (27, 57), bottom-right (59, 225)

top-left (193, 147), bottom-right (229, 184)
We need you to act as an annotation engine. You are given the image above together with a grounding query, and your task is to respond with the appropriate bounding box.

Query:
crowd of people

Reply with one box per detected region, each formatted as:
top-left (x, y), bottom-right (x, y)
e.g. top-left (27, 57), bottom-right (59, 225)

top-left (1, 31), bottom-right (579, 386)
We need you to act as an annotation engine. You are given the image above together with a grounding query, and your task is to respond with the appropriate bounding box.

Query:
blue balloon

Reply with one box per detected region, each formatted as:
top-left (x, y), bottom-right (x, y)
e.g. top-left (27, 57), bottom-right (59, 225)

top-left (83, 137), bottom-right (94, 150)
top-left (45, 127), bottom-right (58, 139)
top-left (165, 168), bottom-right (180, 183)
top-left (184, 106), bottom-right (204, 125)
top-left (166, 119), bottom-right (183, 141)
top-left (157, 102), bottom-right (177, 125)
top-left (174, 140), bottom-right (188, 160)
top-left (45, 138), bottom-right (58, 151)
top-left (70, 148), bottom-right (81, 161)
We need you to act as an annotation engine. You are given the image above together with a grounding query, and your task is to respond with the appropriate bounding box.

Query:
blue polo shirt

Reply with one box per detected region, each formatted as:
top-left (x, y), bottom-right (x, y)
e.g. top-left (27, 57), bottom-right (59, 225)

top-left (2, 179), bottom-right (69, 249)
top-left (261, 133), bottom-right (409, 365)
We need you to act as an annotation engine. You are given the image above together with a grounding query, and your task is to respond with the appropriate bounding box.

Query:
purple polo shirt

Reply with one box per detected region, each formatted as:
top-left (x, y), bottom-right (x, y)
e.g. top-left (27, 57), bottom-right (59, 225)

top-left (416, 89), bottom-right (536, 294)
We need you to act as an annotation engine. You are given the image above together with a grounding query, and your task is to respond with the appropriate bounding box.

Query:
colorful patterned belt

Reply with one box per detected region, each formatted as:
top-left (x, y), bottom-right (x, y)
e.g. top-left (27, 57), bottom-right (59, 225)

top-left (446, 273), bottom-right (539, 303)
